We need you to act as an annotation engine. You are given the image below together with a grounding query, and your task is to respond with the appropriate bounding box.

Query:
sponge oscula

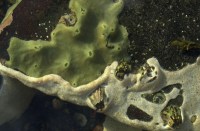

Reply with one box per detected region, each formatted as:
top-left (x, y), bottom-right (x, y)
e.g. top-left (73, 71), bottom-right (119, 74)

top-left (6, 0), bottom-right (129, 86)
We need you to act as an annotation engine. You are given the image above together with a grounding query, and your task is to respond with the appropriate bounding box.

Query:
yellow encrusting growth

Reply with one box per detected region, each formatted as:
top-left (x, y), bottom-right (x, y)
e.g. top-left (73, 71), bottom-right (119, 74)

top-left (6, 0), bottom-right (129, 86)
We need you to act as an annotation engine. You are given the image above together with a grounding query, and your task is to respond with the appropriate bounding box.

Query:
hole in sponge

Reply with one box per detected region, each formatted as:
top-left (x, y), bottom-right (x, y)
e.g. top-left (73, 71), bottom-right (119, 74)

top-left (73, 82), bottom-right (77, 87)
top-left (126, 105), bottom-right (153, 122)
top-left (64, 62), bottom-right (69, 67)
top-left (88, 51), bottom-right (93, 57)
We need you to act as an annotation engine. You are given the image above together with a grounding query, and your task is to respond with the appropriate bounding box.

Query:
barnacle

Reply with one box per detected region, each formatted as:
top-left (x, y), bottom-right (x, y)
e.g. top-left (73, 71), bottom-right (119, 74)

top-left (89, 87), bottom-right (107, 111)
top-left (161, 105), bottom-right (182, 128)
top-left (115, 60), bottom-right (131, 80)
top-left (139, 63), bottom-right (157, 83)
top-left (128, 58), bottom-right (161, 92)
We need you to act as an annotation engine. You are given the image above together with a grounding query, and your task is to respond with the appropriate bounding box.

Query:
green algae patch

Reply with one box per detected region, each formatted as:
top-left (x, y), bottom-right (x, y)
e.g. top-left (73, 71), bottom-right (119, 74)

top-left (6, 0), bottom-right (129, 86)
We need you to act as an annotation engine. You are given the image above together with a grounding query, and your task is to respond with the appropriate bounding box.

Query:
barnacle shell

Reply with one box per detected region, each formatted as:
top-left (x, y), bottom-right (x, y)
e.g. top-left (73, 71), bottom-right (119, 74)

top-left (115, 61), bottom-right (131, 80)
top-left (161, 105), bottom-right (182, 128)
top-left (89, 87), bottom-right (107, 111)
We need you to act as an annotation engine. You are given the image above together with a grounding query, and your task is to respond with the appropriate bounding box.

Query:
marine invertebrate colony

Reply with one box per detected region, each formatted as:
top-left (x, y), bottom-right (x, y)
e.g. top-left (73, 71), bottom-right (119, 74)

top-left (1, 0), bottom-right (200, 131)
top-left (6, 0), bottom-right (128, 86)
top-left (1, 56), bottom-right (200, 131)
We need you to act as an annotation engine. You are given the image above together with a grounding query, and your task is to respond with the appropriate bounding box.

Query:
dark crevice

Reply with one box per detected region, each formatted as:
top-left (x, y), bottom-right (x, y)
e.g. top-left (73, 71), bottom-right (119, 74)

top-left (126, 104), bottom-right (153, 122)
top-left (162, 83), bottom-right (182, 94)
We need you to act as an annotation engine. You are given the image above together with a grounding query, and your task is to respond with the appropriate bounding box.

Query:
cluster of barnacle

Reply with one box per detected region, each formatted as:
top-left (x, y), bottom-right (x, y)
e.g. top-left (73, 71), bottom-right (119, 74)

top-left (141, 83), bottom-right (183, 129)
top-left (139, 63), bottom-right (157, 83)
top-left (115, 60), bottom-right (132, 80)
